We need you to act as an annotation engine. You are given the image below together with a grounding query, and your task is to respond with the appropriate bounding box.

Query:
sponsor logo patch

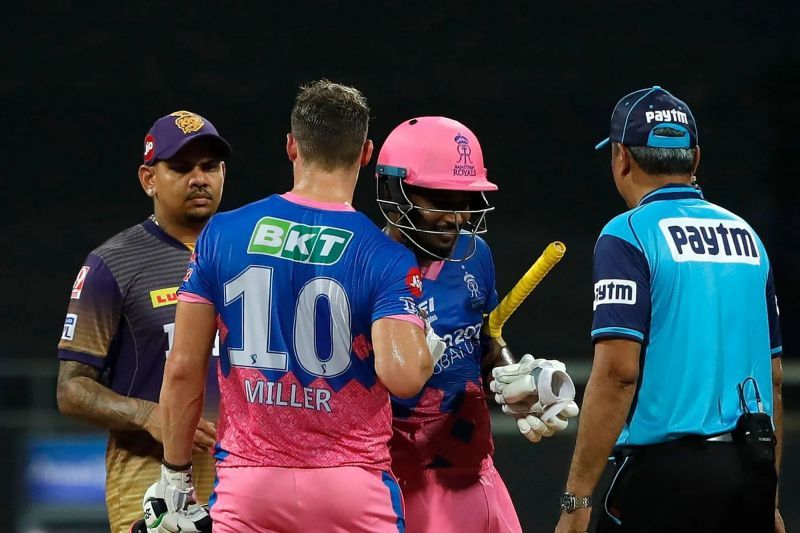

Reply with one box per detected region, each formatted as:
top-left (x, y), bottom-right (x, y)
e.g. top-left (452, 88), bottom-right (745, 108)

top-left (418, 297), bottom-right (437, 323)
top-left (400, 296), bottom-right (420, 317)
top-left (406, 267), bottom-right (423, 298)
top-left (644, 108), bottom-right (689, 124)
top-left (143, 133), bottom-right (156, 162)
top-left (658, 217), bottom-right (760, 265)
top-left (594, 279), bottom-right (637, 310)
top-left (61, 314), bottom-right (78, 341)
top-left (71, 266), bottom-right (90, 299)
top-left (150, 287), bottom-right (179, 308)
top-left (247, 217), bottom-right (353, 265)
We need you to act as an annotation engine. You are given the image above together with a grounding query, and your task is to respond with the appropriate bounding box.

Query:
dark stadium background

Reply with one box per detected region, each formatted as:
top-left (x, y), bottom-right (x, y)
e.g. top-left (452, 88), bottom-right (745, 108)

top-left (2, 2), bottom-right (798, 531)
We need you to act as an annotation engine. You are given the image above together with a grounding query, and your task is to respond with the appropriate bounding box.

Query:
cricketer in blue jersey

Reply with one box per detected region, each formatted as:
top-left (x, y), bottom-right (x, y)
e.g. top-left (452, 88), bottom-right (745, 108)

top-left (556, 87), bottom-right (784, 533)
top-left (143, 80), bottom-right (436, 533)
top-left (376, 117), bottom-right (579, 533)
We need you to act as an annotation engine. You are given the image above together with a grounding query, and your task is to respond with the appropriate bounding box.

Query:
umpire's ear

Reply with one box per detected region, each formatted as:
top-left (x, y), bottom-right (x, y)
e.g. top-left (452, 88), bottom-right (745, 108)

top-left (615, 143), bottom-right (633, 179)
top-left (138, 164), bottom-right (157, 198)
top-left (691, 145), bottom-right (701, 176)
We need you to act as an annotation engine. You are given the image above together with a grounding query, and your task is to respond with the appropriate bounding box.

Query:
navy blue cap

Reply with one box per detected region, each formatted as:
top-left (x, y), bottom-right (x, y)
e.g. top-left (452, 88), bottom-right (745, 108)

top-left (143, 110), bottom-right (232, 164)
top-left (595, 86), bottom-right (698, 150)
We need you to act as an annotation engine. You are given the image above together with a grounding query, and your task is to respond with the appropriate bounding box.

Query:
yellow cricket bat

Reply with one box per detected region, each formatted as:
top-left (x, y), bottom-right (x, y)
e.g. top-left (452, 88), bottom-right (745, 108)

top-left (487, 241), bottom-right (566, 338)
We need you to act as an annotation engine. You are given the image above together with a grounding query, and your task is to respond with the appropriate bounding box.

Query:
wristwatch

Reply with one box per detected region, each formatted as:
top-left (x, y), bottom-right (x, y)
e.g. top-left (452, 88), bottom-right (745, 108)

top-left (560, 492), bottom-right (592, 513)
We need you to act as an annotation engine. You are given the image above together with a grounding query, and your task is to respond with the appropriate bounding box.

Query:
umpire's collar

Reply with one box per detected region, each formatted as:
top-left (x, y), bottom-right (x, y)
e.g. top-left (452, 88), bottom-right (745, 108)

top-left (638, 183), bottom-right (704, 206)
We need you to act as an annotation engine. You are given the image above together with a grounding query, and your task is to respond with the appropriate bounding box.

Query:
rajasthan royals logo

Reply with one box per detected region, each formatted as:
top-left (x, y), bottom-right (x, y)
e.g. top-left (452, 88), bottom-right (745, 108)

top-left (463, 269), bottom-right (485, 309)
top-left (454, 133), bottom-right (472, 164)
top-left (170, 110), bottom-right (205, 134)
top-left (453, 133), bottom-right (477, 177)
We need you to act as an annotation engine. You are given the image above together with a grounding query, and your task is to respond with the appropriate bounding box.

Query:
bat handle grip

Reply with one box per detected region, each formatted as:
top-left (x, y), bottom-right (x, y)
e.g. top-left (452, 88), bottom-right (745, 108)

top-left (487, 241), bottom-right (566, 338)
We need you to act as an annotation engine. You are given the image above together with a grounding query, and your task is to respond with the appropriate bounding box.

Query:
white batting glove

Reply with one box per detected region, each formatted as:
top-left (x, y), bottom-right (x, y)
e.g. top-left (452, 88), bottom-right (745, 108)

top-left (150, 505), bottom-right (212, 533)
top-left (490, 354), bottom-right (539, 390)
top-left (141, 465), bottom-right (203, 530)
top-left (425, 320), bottom-right (446, 365)
top-left (511, 400), bottom-right (580, 443)
top-left (490, 355), bottom-right (579, 443)
top-left (133, 505), bottom-right (212, 533)
top-left (491, 356), bottom-right (575, 415)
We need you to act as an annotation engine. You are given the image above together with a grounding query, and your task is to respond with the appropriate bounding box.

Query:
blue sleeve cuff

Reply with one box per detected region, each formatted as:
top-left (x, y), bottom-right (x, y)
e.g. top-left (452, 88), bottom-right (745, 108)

top-left (58, 348), bottom-right (106, 370)
top-left (771, 346), bottom-right (783, 358)
top-left (591, 326), bottom-right (645, 343)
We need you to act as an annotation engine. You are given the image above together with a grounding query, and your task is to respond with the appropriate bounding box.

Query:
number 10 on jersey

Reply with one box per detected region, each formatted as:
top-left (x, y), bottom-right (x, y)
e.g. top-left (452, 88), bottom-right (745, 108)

top-left (223, 266), bottom-right (353, 378)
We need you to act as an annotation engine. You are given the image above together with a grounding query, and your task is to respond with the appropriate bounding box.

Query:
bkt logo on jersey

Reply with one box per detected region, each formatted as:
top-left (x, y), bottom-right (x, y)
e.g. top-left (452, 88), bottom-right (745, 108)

top-left (594, 279), bottom-right (637, 310)
top-left (658, 218), bottom-right (760, 265)
top-left (248, 217), bottom-right (353, 265)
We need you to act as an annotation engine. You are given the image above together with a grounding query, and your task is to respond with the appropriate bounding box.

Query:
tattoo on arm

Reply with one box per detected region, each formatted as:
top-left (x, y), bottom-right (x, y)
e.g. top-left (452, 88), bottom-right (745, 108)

top-left (56, 360), bottom-right (157, 432)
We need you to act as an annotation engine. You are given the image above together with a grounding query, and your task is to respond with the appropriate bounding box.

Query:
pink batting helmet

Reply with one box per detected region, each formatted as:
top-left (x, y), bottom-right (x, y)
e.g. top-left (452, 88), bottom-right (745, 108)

top-left (376, 116), bottom-right (498, 191)
top-left (375, 116), bottom-right (496, 262)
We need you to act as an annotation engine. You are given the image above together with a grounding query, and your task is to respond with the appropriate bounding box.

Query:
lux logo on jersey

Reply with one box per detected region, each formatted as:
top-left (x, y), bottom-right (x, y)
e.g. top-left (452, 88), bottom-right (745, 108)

top-left (248, 217), bottom-right (353, 265)
top-left (150, 287), bottom-right (179, 308)
top-left (658, 218), bottom-right (760, 265)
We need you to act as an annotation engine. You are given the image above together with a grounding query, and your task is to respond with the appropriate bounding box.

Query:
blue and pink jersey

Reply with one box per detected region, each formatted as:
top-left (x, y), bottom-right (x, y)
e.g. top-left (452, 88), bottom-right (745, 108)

top-left (180, 193), bottom-right (423, 472)
top-left (390, 235), bottom-right (499, 473)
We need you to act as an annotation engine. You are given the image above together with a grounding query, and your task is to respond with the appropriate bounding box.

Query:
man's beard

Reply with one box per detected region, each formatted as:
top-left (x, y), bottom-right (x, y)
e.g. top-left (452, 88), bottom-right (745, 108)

top-left (184, 208), bottom-right (213, 225)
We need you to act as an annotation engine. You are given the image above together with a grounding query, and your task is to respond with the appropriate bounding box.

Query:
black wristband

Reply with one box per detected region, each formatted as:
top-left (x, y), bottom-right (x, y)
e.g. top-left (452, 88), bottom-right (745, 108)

top-left (161, 459), bottom-right (192, 472)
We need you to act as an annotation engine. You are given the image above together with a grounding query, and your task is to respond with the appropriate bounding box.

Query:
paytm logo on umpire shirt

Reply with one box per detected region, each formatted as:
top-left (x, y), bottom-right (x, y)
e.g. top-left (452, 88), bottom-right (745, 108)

top-left (248, 217), bottom-right (353, 265)
top-left (658, 218), bottom-right (760, 265)
top-left (594, 279), bottom-right (637, 310)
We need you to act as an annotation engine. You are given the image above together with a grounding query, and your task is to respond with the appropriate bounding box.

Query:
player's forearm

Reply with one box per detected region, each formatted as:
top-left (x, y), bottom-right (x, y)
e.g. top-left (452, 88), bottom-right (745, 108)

top-left (481, 334), bottom-right (515, 390)
top-left (565, 369), bottom-right (636, 496)
top-left (377, 347), bottom-right (433, 398)
top-left (373, 318), bottom-right (433, 398)
top-left (161, 352), bottom-right (206, 466)
top-left (57, 364), bottom-right (157, 432)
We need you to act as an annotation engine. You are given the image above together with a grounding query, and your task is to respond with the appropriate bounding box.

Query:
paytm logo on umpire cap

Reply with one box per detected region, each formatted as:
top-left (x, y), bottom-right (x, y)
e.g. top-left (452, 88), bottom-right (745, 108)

top-left (594, 279), bottom-right (637, 310)
top-left (645, 108), bottom-right (689, 125)
top-left (658, 218), bottom-right (760, 265)
top-left (248, 217), bottom-right (353, 265)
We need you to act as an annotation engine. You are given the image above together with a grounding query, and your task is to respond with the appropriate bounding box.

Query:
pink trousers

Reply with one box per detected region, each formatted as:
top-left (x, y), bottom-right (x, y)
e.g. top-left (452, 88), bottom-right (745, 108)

top-left (210, 466), bottom-right (405, 532)
top-left (394, 465), bottom-right (522, 533)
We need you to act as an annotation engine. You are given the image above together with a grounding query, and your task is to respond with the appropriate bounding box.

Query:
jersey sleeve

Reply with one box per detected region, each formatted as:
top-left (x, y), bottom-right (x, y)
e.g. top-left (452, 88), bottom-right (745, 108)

top-left (591, 233), bottom-right (651, 344)
top-left (766, 265), bottom-right (783, 357)
top-left (370, 244), bottom-right (424, 326)
top-left (57, 254), bottom-right (123, 369)
top-left (179, 219), bottom-right (216, 305)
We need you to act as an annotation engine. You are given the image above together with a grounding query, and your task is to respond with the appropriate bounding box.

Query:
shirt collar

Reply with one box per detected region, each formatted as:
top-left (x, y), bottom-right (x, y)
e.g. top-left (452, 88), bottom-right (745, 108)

top-left (142, 217), bottom-right (193, 251)
top-left (638, 183), bottom-right (704, 206)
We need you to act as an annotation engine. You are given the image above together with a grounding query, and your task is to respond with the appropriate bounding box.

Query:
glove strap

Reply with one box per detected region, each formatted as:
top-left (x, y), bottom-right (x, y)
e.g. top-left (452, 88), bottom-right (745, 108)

top-left (162, 458), bottom-right (193, 472)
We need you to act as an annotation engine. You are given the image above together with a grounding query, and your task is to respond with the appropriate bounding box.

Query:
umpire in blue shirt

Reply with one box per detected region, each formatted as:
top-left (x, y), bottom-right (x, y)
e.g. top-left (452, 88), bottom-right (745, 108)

top-left (555, 86), bottom-right (784, 533)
